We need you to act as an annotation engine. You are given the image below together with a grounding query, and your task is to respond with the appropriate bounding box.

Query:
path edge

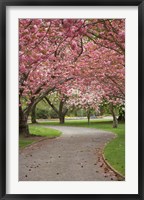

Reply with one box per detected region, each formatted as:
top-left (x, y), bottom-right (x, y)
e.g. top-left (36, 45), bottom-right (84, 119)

top-left (19, 136), bottom-right (57, 152)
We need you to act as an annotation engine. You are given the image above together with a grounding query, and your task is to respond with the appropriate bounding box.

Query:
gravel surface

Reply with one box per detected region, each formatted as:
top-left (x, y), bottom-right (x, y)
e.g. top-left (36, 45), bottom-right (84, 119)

top-left (19, 126), bottom-right (119, 181)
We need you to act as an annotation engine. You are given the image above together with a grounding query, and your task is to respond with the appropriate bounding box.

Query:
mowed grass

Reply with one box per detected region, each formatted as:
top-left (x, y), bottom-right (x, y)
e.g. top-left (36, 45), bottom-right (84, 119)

top-left (39, 119), bottom-right (125, 176)
top-left (19, 125), bottom-right (62, 149)
top-left (19, 139), bottom-right (35, 148)
top-left (29, 125), bottom-right (62, 137)
top-left (38, 118), bottom-right (112, 127)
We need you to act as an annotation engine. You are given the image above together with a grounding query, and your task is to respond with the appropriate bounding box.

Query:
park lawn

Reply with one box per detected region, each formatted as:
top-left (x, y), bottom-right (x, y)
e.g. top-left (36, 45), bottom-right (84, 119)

top-left (38, 118), bottom-right (112, 127)
top-left (19, 125), bottom-right (62, 149)
top-left (29, 125), bottom-right (62, 137)
top-left (19, 138), bottom-right (35, 148)
top-left (39, 119), bottom-right (125, 176)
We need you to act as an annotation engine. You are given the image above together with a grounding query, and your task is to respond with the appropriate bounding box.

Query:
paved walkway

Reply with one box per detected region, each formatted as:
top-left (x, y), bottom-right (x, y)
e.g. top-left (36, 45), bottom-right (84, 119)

top-left (19, 126), bottom-right (119, 181)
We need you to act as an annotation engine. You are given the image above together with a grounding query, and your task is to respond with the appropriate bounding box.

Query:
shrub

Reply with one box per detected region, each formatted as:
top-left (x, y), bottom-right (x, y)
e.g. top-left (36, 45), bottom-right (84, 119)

top-left (36, 108), bottom-right (49, 119)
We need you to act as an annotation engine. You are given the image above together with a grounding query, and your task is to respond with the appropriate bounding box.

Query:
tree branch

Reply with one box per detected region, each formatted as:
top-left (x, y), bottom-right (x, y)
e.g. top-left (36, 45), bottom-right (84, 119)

top-left (45, 97), bottom-right (59, 114)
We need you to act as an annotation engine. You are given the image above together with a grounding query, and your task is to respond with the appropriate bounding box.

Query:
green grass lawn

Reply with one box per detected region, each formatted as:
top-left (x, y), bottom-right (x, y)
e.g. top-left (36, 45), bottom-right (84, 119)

top-left (19, 125), bottom-right (62, 149)
top-left (29, 125), bottom-right (62, 137)
top-left (19, 139), bottom-right (35, 148)
top-left (38, 119), bottom-right (125, 176)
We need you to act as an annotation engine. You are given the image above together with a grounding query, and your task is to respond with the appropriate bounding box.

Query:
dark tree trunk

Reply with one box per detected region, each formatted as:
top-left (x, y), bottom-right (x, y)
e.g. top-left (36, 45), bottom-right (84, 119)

top-left (31, 104), bottom-right (37, 124)
top-left (87, 111), bottom-right (90, 125)
top-left (118, 109), bottom-right (125, 122)
top-left (118, 114), bottom-right (125, 122)
top-left (59, 115), bottom-right (65, 124)
top-left (110, 104), bottom-right (118, 128)
top-left (19, 107), bottom-right (30, 137)
top-left (59, 98), bottom-right (68, 124)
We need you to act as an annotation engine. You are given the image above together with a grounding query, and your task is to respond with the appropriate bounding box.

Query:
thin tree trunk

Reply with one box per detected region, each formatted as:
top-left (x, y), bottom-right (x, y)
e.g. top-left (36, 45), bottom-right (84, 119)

top-left (19, 107), bottom-right (30, 137)
top-left (31, 104), bottom-right (37, 124)
top-left (110, 103), bottom-right (118, 128)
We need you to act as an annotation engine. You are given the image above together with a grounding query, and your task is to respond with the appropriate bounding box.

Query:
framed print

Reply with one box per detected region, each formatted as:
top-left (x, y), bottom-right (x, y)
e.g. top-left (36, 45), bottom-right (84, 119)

top-left (0, 0), bottom-right (144, 199)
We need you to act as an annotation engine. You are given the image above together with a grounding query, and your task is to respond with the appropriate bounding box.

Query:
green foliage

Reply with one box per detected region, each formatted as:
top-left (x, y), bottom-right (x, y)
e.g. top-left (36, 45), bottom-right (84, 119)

top-left (34, 99), bottom-right (59, 119)
top-left (118, 105), bottom-right (125, 121)
top-left (66, 109), bottom-right (87, 117)
top-left (66, 108), bottom-right (97, 117)
top-left (36, 107), bottom-right (59, 119)
top-left (36, 107), bottom-right (49, 119)
top-left (49, 109), bottom-right (59, 118)
top-left (99, 104), bottom-right (111, 115)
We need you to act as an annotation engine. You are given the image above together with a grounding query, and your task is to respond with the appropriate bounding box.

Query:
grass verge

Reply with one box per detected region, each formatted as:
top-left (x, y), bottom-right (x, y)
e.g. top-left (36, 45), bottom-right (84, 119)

top-left (38, 119), bottom-right (125, 176)
top-left (19, 139), bottom-right (35, 148)
top-left (19, 125), bottom-right (62, 149)
top-left (29, 125), bottom-right (62, 137)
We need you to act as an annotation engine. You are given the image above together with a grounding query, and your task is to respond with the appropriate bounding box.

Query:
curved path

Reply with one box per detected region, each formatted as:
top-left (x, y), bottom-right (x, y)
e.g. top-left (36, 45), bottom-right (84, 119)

top-left (19, 126), bottom-right (119, 181)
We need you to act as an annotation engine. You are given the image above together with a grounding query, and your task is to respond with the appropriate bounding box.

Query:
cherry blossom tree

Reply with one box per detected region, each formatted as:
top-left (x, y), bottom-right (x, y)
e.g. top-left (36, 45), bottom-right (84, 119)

top-left (19, 18), bottom-right (125, 136)
top-left (66, 84), bottom-right (104, 124)
top-left (19, 19), bottom-right (83, 135)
